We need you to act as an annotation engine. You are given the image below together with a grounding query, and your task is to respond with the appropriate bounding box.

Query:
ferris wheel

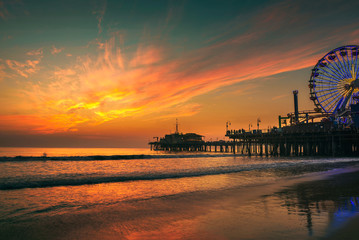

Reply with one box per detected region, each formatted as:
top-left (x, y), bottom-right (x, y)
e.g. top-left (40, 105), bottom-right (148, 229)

top-left (309, 45), bottom-right (359, 115)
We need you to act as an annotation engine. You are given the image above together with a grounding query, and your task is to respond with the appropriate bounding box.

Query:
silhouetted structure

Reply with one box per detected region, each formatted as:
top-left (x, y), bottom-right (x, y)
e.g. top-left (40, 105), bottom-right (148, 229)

top-left (226, 124), bottom-right (359, 156)
top-left (150, 138), bottom-right (236, 152)
top-left (150, 46), bottom-right (359, 156)
top-left (149, 122), bottom-right (205, 151)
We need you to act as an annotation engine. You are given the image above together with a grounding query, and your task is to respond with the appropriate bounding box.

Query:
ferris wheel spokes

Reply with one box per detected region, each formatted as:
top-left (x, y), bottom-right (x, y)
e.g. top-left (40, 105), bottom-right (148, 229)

top-left (310, 45), bottom-right (359, 115)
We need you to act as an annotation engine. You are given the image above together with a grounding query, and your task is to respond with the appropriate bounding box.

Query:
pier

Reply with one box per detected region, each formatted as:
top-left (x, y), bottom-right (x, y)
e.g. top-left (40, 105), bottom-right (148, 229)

top-left (149, 124), bottom-right (359, 157)
top-left (149, 140), bottom-right (235, 153)
top-left (226, 123), bottom-right (359, 157)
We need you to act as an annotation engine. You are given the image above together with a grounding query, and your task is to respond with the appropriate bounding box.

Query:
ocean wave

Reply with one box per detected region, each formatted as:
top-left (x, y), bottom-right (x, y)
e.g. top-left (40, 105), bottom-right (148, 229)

top-left (0, 168), bottom-right (247, 190)
top-left (1, 160), bottom-right (358, 190)
top-left (0, 153), bottom-right (235, 162)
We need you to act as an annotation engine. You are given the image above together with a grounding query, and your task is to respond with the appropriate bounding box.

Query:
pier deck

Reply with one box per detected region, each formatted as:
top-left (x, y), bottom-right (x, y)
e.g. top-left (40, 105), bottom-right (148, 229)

top-left (226, 123), bottom-right (359, 157)
top-left (150, 123), bottom-right (359, 156)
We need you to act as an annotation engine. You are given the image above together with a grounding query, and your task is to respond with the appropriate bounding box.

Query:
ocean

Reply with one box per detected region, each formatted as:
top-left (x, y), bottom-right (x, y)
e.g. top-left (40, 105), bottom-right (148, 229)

top-left (1, 147), bottom-right (359, 240)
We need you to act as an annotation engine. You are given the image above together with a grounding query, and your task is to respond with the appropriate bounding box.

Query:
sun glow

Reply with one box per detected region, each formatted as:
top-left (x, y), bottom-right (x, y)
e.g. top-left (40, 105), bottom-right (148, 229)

top-left (2, 0), bottom-right (359, 146)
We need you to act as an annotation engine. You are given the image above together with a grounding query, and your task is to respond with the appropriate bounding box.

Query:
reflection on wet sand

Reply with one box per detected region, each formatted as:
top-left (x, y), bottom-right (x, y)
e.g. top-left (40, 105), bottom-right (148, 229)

top-left (2, 166), bottom-right (359, 240)
top-left (273, 171), bottom-right (359, 238)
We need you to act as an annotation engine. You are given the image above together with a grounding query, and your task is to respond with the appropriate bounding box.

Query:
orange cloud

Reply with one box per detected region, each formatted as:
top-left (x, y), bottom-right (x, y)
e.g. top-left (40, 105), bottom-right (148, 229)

top-left (5, 59), bottom-right (41, 78)
top-left (130, 45), bottom-right (163, 67)
top-left (92, 0), bottom-right (106, 34)
top-left (254, 1), bottom-right (299, 28)
top-left (0, 64), bottom-right (5, 81)
top-left (4, 0), bottom-right (359, 135)
top-left (15, 26), bottom-right (359, 134)
top-left (51, 46), bottom-right (64, 55)
top-left (54, 68), bottom-right (76, 77)
top-left (0, 114), bottom-right (81, 134)
top-left (4, 47), bottom-right (43, 78)
top-left (27, 48), bottom-right (43, 56)
top-left (272, 94), bottom-right (289, 101)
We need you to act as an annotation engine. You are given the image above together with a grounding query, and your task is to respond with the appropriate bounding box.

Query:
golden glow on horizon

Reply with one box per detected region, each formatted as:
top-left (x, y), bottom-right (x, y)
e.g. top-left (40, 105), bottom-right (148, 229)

top-left (2, 0), bottom-right (359, 145)
top-left (1, 35), bottom-right (357, 135)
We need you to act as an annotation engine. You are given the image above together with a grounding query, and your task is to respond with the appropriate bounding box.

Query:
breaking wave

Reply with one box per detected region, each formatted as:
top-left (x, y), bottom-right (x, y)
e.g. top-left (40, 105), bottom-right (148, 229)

top-left (0, 153), bottom-right (234, 162)
top-left (1, 160), bottom-right (358, 190)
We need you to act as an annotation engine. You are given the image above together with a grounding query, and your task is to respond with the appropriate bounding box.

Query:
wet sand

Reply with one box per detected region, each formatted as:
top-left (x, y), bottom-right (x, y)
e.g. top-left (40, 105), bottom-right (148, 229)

top-left (1, 167), bottom-right (359, 240)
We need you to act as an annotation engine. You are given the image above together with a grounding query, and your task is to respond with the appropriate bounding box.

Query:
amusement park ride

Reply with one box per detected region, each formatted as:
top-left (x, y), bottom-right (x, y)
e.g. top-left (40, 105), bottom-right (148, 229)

top-left (280, 45), bottom-right (359, 128)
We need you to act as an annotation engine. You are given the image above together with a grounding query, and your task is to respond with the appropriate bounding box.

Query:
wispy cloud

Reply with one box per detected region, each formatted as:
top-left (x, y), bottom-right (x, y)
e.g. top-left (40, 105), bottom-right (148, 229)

top-left (0, 64), bottom-right (6, 81)
top-left (0, 0), bottom-right (10, 20)
top-left (6, 59), bottom-right (41, 78)
top-left (272, 94), bottom-right (289, 101)
top-left (0, 114), bottom-right (80, 134)
top-left (14, 19), bottom-right (359, 134)
top-left (129, 45), bottom-right (162, 67)
top-left (4, 47), bottom-right (43, 78)
top-left (92, 0), bottom-right (106, 34)
top-left (3, 0), bottom-right (359, 134)
top-left (53, 68), bottom-right (76, 77)
top-left (0, 0), bottom-right (26, 21)
top-left (51, 46), bottom-right (64, 55)
top-left (27, 48), bottom-right (43, 56)
top-left (2, 35), bottom-right (13, 40)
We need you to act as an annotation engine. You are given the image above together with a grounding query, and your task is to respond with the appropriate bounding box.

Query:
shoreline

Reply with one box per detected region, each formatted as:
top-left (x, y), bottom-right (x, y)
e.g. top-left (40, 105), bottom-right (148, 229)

top-left (0, 153), bottom-right (236, 161)
top-left (2, 165), bottom-right (359, 239)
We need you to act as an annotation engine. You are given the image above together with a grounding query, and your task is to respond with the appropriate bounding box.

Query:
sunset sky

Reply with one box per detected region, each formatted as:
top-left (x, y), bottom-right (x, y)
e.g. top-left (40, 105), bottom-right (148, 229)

top-left (1, 0), bottom-right (359, 147)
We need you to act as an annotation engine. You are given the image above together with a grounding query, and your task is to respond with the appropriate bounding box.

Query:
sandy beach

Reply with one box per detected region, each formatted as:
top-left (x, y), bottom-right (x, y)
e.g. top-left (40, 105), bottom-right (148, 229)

top-left (1, 163), bottom-right (359, 240)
